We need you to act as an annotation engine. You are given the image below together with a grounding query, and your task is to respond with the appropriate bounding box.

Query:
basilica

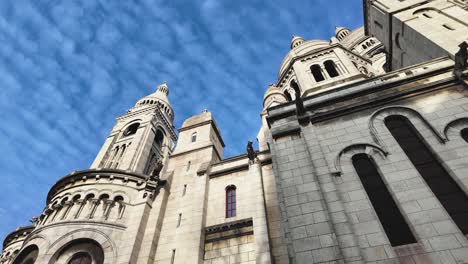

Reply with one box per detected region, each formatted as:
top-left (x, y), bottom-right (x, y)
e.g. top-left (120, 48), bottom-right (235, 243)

top-left (1, 0), bottom-right (468, 263)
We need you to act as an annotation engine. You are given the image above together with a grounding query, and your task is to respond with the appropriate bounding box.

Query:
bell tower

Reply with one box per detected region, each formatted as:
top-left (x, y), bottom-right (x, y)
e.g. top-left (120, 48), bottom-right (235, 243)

top-left (90, 83), bottom-right (177, 174)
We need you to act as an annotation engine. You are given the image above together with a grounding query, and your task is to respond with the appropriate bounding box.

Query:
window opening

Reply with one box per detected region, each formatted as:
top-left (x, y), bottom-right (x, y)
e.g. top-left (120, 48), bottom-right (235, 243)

top-left (123, 123), bottom-right (140, 137)
top-left (442, 24), bottom-right (454, 31)
top-left (68, 252), bottom-right (92, 264)
top-left (352, 154), bottom-right (417, 246)
top-left (226, 186), bottom-right (237, 218)
top-left (284, 90), bottom-right (292, 102)
top-left (324, 60), bottom-right (340, 78)
top-left (177, 213), bottom-right (182, 227)
top-left (170, 249), bottom-right (176, 264)
top-left (385, 115), bottom-right (468, 234)
top-left (461, 128), bottom-right (468, 143)
top-left (310, 65), bottom-right (325, 82)
top-left (191, 132), bottom-right (197, 143)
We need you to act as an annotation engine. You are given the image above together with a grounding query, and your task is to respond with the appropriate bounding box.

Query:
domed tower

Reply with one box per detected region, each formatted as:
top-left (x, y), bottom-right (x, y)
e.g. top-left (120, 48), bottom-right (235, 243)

top-left (4, 83), bottom-right (177, 264)
top-left (277, 34), bottom-right (370, 98)
top-left (257, 84), bottom-right (288, 151)
top-left (91, 82), bottom-right (177, 174)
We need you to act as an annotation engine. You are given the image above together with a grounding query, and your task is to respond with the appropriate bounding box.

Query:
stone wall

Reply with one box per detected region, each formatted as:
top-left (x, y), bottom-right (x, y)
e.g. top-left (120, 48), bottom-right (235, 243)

top-left (203, 234), bottom-right (256, 264)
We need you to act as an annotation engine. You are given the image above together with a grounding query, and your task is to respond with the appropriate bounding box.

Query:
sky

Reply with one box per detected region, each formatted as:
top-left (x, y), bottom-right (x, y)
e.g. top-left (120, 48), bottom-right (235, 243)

top-left (0, 0), bottom-right (363, 243)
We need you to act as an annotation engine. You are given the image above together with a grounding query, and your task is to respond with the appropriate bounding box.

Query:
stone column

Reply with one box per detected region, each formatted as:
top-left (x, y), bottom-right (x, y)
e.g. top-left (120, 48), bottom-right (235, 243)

top-left (249, 161), bottom-right (273, 264)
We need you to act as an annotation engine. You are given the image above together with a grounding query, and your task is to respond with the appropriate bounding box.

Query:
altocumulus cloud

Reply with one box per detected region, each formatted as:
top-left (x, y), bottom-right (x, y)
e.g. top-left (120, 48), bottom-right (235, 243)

top-left (0, 0), bottom-right (363, 240)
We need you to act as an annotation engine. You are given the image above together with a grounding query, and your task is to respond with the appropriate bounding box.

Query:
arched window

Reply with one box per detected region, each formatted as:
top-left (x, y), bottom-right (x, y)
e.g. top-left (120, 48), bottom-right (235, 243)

top-left (155, 130), bottom-right (164, 147)
top-left (324, 60), bottom-right (339, 78)
top-left (68, 252), bottom-right (92, 264)
top-left (123, 123), bottom-right (140, 137)
top-left (12, 245), bottom-right (39, 264)
top-left (385, 116), bottom-right (468, 234)
top-left (191, 132), bottom-right (197, 143)
top-left (310, 65), bottom-right (325, 82)
top-left (284, 90), bottom-right (292, 102)
top-left (114, 144), bottom-right (126, 169)
top-left (352, 154), bottom-right (416, 246)
top-left (226, 185), bottom-right (236, 218)
top-left (461, 128), bottom-right (468, 143)
top-left (51, 239), bottom-right (104, 264)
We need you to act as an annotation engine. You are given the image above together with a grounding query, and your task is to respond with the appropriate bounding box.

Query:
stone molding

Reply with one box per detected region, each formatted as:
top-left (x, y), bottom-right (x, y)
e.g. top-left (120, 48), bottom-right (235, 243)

top-left (333, 143), bottom-right (388, 175)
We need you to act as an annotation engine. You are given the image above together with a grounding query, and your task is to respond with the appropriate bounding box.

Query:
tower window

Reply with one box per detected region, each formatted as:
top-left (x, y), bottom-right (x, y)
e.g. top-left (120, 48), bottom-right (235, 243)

top-left (68, 252), bottom-right (92, 264)
top-left (177, 213), bottom-right (182, 227)
top-left (284, 90), bottom-right (292, 102)
top-left (442, 24), bottom-right (454, 31)
top-left (324, 60), bottom-right (340, 78)
top-left (461, 128), bottom-right (468, 143)
top-left (191, 132), bottom-right (197, 143)
top-left (352, 154), bottom-right (417, 246)
top-left (385, 115), bottom-right (468, 234)
top-left (423, 13), bottom-right (432, 18)
top-left (155, 130), bottom-right (164, 147)
top-left (226, 185), bottom-right (237, 218)
top-left (123, 123), bottom-right (140, 137)
top-left (170, 249), bottom-right (176, 264)
top-left (310, 64), bottom-right (325, 82)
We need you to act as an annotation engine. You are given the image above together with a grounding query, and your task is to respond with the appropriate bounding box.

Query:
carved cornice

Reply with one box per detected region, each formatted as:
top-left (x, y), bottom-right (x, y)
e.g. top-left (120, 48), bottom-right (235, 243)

top-left (47, 169), bottom-right (165, 203)
top-left (205, 218), bottom-right (253, 235)
top-left (3, 226), bottom-right (34, 249)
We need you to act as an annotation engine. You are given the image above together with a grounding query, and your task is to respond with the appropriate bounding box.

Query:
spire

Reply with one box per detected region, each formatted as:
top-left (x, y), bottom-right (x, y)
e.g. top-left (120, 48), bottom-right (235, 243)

top-left (290, 35), bottom-right (305, 49)
top-left (133, 83), bottom-right (174, 122)
top-left (157, 82), bottom-right (169, 96)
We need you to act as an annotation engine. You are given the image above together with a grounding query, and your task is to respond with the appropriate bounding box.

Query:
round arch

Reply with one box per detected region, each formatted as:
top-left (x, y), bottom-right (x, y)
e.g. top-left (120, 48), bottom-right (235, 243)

top-left (49, 239), bottom-right (104, 264)
top-left (12, 245), bottom-right (39, 264)
top-left (44, 229), bottom-right (116, 264)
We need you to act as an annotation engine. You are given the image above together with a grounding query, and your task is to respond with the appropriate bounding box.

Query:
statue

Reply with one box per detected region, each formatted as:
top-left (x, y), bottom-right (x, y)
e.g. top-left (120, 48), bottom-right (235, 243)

top-left (291, 80), bottom-right (306, 116)
top-left (454, 41), bottom-right (468, 78)
top-left (247, 141), bottom-right (256, 162)
top-left (150, 158), bottom-right (163, 181)
top-left (30, 216), bottom-right (40, 225)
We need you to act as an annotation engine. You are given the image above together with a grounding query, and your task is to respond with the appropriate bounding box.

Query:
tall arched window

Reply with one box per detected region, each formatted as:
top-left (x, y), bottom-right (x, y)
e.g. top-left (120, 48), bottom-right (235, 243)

top-left (114, 144), bottom-right (126, 169)
top-left (68, 252), bottom-right (92, 264)
top-left (155, 130), bottom-right (164, 147)
top-left (352, 154), bottom-right (416, 246)
top-left (385, 115), bottom-right (468, 234)
top-left (191, 132), bottom-right (197, 143)
top-left (324, 60), bottom-right (339, 78)
top-left (310, 65), bottom-right (325, 82)
top-left (461, 128), bottom-right (468, 143)
top-left (226, 185), bottom-right (236, 218)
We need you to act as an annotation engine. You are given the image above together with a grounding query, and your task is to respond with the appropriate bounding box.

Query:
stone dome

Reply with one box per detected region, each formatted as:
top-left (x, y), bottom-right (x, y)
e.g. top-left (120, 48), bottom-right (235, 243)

top-left (135, 83), bottom-right (174, 121)
top-left (181, 110), bottom-right (214, 128)
top-left (263, 84), bottom-right (287, 109)
top-left (335, 26), bottom-right (351, 41)
top-left (278, 39), bottom-right (330, 79)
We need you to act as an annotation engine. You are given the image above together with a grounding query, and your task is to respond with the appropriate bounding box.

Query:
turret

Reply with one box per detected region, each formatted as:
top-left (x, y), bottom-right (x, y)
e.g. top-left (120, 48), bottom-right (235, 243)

top-left (91, 83), bottom-right (177, 174)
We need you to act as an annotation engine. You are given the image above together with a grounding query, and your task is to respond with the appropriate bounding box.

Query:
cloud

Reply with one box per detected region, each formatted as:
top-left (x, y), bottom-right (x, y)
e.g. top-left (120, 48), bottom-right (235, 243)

top-left (0, 0), bottom-right (363, 242)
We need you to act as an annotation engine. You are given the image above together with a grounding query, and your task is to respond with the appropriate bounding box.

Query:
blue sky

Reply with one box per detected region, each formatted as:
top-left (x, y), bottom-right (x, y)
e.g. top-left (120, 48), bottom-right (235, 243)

top-left (0, 0), bottom-right (363, 242)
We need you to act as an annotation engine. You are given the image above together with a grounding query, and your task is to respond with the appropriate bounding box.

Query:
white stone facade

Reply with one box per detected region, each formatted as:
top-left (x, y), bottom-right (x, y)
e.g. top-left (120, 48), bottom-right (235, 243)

top-left (2, 1), bottom-right (468, 264)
